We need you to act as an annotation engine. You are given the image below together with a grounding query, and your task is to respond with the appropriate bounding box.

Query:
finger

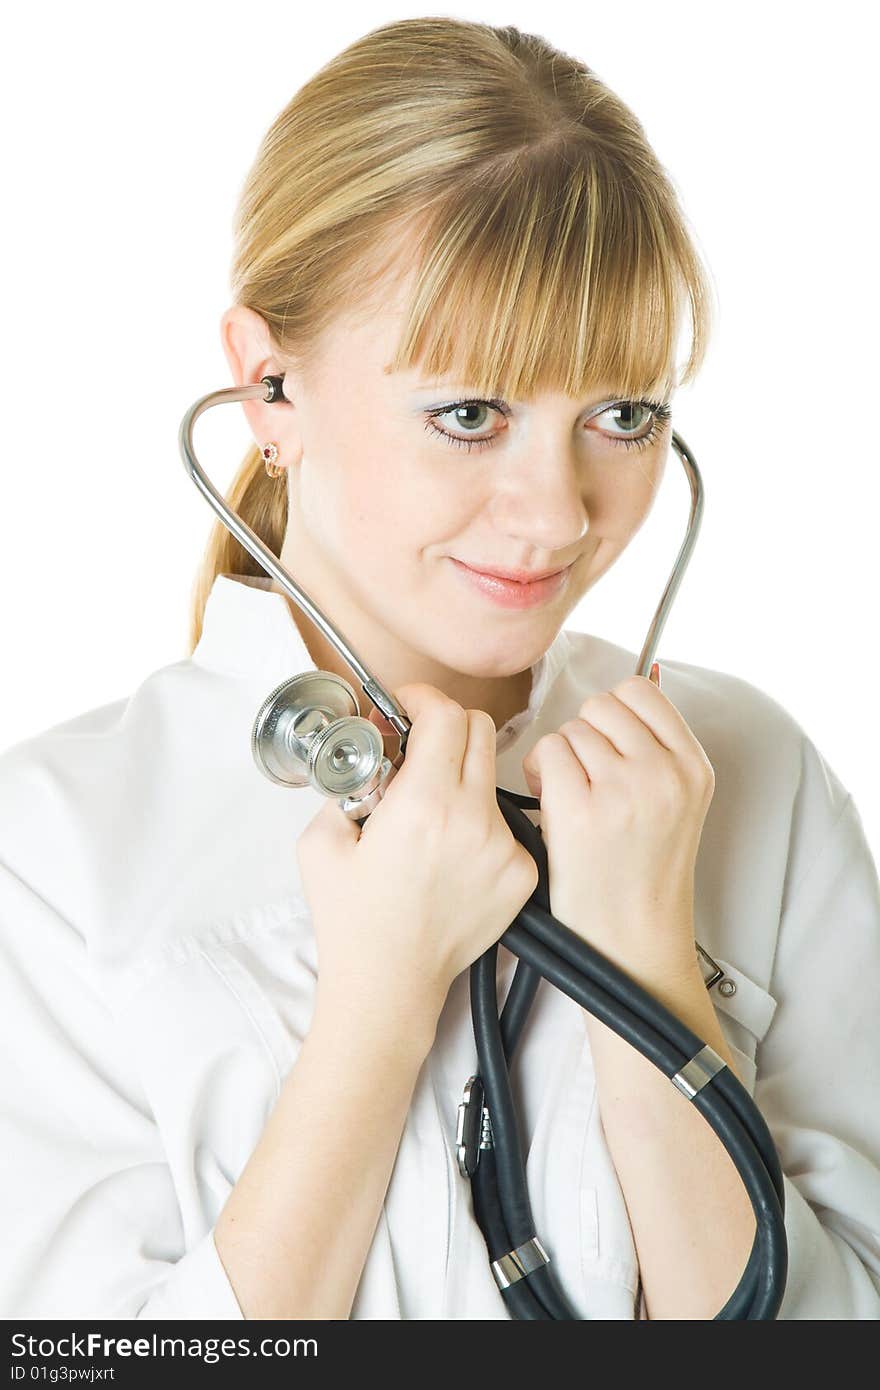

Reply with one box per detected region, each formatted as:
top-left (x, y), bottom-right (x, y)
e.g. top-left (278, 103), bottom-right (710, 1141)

top-left (385, 682), bottom-right (469, 793)
top-left (527, 733), bottom-right (593, 832)
top-left (554, 716), bottom-right (622, 784)
top-left (366, 704), bottom-right (402, 762)
top-left (606, 674), bottom-right (698, 757)
top-left (460, 708), bottom-right (498, 790)
top-left (575, 689), bottom-right (661, 759)
top-left (303, 792), bottom-right (362, 849)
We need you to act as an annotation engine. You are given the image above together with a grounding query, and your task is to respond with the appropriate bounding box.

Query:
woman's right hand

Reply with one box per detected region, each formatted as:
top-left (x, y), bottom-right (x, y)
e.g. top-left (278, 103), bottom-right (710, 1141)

top-left (295, 682), bottom-right (539, 1032)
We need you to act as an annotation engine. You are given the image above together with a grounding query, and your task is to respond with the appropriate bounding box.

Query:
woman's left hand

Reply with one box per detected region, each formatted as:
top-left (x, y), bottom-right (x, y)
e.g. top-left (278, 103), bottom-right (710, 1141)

top-left (521, 664), bottom-right (715, 983)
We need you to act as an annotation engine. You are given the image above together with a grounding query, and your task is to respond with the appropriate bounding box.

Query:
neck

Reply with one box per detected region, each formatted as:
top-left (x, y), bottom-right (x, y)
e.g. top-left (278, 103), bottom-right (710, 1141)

top-left (270, 583), bottom-right (537, 736)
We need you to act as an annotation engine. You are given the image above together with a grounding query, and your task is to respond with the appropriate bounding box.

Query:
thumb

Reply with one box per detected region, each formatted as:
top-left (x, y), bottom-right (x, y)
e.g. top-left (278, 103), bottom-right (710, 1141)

top-left (521, 748), bottom-right (542, 799)
top-left (366, 702), bottom-right (400, 762)
top-left (367, 680), bottom-right (443, 744)
top-left (367, 682), bottom-right (437, 763)
top-left (378, 681), bottom-right (438, 721)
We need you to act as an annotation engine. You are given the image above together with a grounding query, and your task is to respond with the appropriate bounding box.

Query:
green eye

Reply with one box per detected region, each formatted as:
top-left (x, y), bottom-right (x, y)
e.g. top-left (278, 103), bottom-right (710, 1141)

top-left (594, 400), bottom-right (672, 453)
top-left (423, 398), bottom-right (507, 452)
top-left (423, 397), bottom-right (672, 455)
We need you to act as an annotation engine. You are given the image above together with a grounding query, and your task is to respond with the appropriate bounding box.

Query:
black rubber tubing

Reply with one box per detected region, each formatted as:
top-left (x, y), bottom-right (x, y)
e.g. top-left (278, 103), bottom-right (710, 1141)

top-left (475, 929), bottom-right (787, 1319)
top-left (458, 785), bottom-right (788, 1319)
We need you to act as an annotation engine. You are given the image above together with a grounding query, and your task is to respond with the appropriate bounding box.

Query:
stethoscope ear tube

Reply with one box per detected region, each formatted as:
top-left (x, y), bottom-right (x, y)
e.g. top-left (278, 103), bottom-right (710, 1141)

top-left (462, 788), bottom-right (787, 1320)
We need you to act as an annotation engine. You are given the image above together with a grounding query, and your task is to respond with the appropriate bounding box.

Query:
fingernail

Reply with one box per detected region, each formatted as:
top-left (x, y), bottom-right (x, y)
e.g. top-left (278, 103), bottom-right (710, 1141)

top-left (650, 661), bottom-right (661, 688)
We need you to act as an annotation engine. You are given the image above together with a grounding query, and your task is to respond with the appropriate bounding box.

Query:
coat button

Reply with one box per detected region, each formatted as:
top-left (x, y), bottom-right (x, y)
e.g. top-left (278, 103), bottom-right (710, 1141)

top-left (718, 978), bottom-right (737, 997)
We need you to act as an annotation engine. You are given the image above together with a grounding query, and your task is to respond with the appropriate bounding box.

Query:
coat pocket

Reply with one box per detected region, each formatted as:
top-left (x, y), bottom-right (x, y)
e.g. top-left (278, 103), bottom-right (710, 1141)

top-left (704, 956), bottom-right (778, 1096)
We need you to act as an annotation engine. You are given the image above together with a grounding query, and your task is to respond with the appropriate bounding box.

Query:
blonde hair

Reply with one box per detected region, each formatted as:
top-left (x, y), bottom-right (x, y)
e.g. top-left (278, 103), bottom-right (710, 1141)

top-left (188, 16), bottom-right (714, 653)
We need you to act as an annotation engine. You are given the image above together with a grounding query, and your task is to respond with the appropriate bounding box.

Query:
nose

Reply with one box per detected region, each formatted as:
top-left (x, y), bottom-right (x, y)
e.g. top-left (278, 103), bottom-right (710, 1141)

top-left (487, 440), bottom-right (590, 551)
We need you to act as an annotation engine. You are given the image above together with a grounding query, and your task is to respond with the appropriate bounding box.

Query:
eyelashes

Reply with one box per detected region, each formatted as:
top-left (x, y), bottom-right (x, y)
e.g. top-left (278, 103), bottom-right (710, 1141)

top-left (423, 398), bottom-right (672, 455)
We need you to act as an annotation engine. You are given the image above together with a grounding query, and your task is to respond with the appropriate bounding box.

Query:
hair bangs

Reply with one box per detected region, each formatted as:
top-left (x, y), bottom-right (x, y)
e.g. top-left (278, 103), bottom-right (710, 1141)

top-left (370, 148), bottom-right (700, 406)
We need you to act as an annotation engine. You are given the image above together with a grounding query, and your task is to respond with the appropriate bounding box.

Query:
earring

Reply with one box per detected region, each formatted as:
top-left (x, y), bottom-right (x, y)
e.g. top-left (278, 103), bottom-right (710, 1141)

top-left (261, 442), bottom-right (285, 479)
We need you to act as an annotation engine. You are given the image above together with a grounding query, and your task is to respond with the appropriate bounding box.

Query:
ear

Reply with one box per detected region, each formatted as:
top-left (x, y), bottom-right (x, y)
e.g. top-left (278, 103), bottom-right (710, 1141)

top-left (219, 303), bottom-right (300, 452)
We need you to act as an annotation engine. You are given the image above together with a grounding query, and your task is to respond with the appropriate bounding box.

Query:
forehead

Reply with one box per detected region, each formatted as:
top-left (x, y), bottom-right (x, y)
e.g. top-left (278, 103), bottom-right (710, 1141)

top-left (309, 217), bottom-right (674, 402)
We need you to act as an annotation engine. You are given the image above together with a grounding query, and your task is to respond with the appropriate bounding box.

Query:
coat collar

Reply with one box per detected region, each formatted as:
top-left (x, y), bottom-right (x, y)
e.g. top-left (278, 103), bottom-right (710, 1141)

top-left (192, 572), bottom-right (571, 754)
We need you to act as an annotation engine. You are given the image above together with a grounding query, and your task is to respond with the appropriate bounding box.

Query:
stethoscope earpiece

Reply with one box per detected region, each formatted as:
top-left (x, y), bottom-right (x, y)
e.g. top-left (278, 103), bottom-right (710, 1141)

top-left (260, 373), bottom-right (289, 404)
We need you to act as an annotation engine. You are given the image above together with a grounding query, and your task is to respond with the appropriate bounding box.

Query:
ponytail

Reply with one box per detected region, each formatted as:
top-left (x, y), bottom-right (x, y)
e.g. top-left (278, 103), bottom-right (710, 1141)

top-left (187, 444), bottom-right (288, 654)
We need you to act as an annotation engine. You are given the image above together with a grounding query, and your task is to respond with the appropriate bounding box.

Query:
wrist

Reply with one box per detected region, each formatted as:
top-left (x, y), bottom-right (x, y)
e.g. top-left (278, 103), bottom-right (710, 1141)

top-left (580, 942), bottom-right (705, 1018)
top-left (578, 929), bottom-right (699, 991)
top-left (312, 974), bottom-right (443, 1061)
top-left (581, 954), bottom-right (722, 1054)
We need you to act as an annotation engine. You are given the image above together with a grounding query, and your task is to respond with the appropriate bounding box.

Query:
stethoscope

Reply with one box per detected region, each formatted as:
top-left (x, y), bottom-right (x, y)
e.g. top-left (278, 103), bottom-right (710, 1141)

top-left (179, 374), bottom-right (788, 1319)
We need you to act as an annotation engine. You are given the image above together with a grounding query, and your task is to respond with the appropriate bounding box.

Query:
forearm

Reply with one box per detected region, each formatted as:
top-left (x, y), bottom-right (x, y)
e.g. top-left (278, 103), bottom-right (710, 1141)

top-left (214, 984), bottom-right (439, 1319)
top-left (582, 956), bottom-right (756, 1320)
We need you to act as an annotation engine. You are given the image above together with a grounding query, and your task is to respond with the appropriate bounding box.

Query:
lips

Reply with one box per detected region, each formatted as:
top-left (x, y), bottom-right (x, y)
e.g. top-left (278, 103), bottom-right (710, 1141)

top-left (454, 562), bottom-right (569, 584)
top-left (449, 557), bottom-right (573, 609)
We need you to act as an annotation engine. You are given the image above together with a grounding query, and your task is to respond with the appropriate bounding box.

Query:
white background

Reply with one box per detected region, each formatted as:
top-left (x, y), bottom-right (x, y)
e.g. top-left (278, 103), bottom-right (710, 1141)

top-left (1, 1), bottom-right (878, 852)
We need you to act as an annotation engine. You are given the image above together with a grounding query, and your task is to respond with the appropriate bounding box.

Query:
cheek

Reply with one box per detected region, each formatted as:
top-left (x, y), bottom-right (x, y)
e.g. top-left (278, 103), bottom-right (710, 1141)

top-left (586, 457), bottom-right (661, 538)
top-left (296, 423), bottom-right (389, 538)
top-left (300, 437), bottom-right (472, 572)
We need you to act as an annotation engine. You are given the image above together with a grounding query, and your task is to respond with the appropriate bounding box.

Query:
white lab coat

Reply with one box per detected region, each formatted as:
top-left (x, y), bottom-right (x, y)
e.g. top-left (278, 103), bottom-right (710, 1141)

top-left (1, 572), bottom-right (878, 1321)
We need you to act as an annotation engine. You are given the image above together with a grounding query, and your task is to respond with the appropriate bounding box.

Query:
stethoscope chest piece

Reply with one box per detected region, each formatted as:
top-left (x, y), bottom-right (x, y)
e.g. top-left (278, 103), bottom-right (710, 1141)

top-left (251, 670), bottom-right (388, 810)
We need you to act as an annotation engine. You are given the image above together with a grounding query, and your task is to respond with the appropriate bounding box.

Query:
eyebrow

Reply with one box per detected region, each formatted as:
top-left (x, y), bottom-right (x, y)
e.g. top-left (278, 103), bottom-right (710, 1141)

top-left (404, 379), bottom-right (671, 406)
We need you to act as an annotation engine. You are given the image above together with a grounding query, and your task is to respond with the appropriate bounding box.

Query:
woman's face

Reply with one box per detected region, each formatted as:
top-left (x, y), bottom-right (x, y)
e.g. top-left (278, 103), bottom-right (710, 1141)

top-left (220, 274), bottom-right (671, 731)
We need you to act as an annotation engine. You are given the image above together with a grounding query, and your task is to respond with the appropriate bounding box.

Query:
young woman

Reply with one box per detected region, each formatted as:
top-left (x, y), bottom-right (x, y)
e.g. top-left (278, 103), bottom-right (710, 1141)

top-left (1, 17), bottom-right (878, 1321)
